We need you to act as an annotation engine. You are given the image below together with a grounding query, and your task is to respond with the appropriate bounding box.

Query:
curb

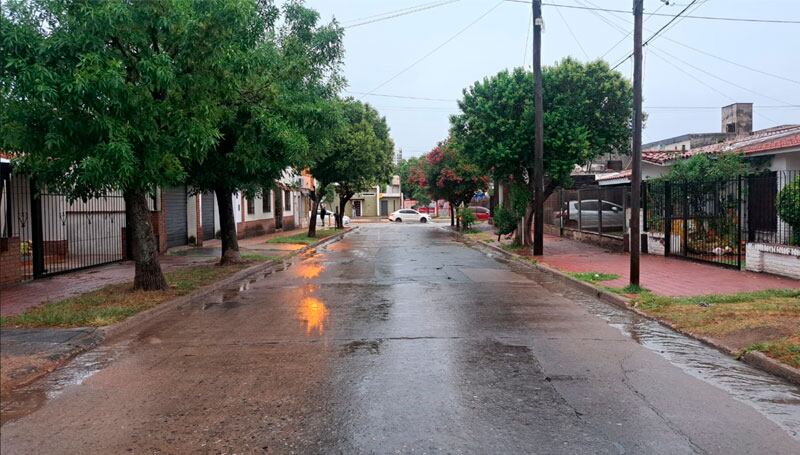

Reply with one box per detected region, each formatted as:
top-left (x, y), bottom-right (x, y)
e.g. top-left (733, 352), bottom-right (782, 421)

top-left (2, 227), bottom-right (354, 395)
top-left (102, 227), bottom-right (355, 342)
top-left (447, 228), bottom-right (800, 386)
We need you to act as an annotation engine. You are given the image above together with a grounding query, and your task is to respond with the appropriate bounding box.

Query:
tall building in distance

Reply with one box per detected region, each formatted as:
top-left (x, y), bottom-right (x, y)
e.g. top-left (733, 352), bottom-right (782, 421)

top-left (395, 148), bottom-right (403, 164)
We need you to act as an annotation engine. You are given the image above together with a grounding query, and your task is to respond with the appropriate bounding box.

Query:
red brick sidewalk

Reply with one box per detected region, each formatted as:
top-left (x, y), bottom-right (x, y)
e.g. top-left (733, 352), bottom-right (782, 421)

top-left (537, 234), bottom-right (800, 297)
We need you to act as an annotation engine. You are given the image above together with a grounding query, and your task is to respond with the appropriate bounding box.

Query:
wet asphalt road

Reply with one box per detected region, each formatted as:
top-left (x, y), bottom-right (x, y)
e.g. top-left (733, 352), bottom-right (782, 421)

top-left (1, 224), bottom-right (799, 454)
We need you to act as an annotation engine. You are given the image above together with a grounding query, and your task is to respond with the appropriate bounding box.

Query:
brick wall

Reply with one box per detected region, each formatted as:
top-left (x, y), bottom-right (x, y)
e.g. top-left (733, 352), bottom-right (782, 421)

top-left (0, 237), bottom-right (24, 286)
top-left (237, 218), bottom-right (276, 239)
top-left (745, 243), bottom-right (800, 279)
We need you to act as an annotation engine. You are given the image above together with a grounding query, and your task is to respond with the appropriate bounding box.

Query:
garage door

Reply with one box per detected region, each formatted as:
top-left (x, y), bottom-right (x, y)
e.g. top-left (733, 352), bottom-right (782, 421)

top-left (164, 186), bottom-right (188, 248)
top-left (201, 192), bottom-right (215, 241)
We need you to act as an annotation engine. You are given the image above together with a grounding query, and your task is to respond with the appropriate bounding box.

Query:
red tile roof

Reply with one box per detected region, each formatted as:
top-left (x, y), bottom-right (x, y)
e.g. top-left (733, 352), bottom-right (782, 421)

top-left (642, 125), bottom-right (800, 164)
top-left (596, 169), bottom-right (632, 181)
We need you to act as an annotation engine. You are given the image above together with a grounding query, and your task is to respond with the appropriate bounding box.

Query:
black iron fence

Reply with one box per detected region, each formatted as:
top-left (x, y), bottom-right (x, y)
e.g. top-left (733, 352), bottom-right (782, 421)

top-left (1, 173), bottom-right (126, 282)
top-left (645, 170), bottom-right (799, 269)
top-left (543, 186), bottom-right (631, 239)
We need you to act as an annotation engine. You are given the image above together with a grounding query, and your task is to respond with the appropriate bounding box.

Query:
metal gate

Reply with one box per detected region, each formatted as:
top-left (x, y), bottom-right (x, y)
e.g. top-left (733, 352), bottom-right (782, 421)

top-left (201, 192), bottom-right (215, 241)
top-left (164, 186), bottom-right (188, 248)
top-left (1, 172), bottom-right (126, 280)
top-left (645, 177), bottom-right (743, 269)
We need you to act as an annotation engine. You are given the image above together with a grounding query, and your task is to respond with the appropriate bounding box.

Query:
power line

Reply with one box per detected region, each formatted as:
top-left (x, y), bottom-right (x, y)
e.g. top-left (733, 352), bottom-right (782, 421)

top-left (554, 5), bottom-right (589, 59)
top-left (612, 0), bottom-right (699, 70)
top-left (343, 0), bottom-right (461, 29)
top-left (597, 1), bottom-right (666, 59)
top-left (346, 91), bottom-right (456, 102)
top-left (504, 0), bottom-right (800, 24)
top-left (659, 35), bottom-right (800, 86)
top-left (365, 1), bottom-right (504, 95)
top-left (647, 47), bottom-right (780, 124)
top-left (583, 1), bottom-right (800, 86)
top-left (653, 46), bottom-right (793, 106)
top-left (523, 9), bottom-right (532, 67)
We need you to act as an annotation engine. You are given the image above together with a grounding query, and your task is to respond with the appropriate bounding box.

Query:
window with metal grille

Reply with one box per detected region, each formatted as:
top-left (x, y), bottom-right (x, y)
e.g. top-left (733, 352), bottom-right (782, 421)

top-left (284, 190), bottom-right (291, 211)
top-left (246, 197), bottom-right (255, 214)
top-left (262, 190), bottom-right (271, 213)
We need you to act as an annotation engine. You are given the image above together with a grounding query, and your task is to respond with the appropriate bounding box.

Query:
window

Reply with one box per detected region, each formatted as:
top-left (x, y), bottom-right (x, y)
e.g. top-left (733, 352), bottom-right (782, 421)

top-left (681, 144), bottom-right (686, 151)
top-left (284, 190), bottom-right (291, 211)
top-left (726, 122), bottom-right (736, 133)
top-left (262, 191), bottom-right (271, 213)
top-left (400, 209), bottom-right (416, 214)
top-left (579, 201), bottom-right (598, 211)
top-left (601, 202), bottom-right (620, 212)
top-left (246, 197), bottom-right (255, 214)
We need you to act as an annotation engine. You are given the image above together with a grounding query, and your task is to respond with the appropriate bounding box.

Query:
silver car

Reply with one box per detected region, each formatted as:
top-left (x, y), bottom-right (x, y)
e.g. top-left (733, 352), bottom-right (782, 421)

top-left (556, 200), bottom-right (625, 229)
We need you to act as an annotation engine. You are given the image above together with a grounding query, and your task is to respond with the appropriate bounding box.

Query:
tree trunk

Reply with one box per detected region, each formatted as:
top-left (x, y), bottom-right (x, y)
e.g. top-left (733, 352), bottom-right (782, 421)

top-left (215, 187), bottom-right (243, 265)
top-left (449, 203), bottom-right (455, 226)
top-left (337, 195), bottom-right (351, 229)
top-left (308, 191), bottom-right (320, 237)
top-left (523, 198), bottom-right (535, 247)
top-left (124, 189), bottom-right (168, 291)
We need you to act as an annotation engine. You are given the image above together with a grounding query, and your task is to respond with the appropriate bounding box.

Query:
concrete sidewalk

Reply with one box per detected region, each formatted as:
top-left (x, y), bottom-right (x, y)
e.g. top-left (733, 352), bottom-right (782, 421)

top-left (490, 233), bottom-right (800, 297)
top-left (0, 227), bottom-right (309, 317)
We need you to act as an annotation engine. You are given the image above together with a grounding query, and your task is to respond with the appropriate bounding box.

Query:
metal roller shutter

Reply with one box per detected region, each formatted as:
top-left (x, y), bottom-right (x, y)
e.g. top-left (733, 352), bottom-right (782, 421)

top-left (164, 186), bottom-right (188, 248)
top-left (201, 192), bottom-right (215, 241)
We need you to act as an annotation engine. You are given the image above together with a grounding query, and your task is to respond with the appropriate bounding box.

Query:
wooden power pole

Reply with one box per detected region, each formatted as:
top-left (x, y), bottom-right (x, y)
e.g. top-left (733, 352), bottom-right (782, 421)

top-left (532, 0), bottom-right (544, 256)
top-left (630, 0), bottom-right (644, 286)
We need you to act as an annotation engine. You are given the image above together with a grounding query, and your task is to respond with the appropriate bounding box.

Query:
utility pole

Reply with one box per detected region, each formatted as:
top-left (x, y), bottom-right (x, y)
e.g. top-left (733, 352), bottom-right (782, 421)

top-left (532, 0), bottom-right (544, 256)
top-left (630, 0), bottom-right (643, 286)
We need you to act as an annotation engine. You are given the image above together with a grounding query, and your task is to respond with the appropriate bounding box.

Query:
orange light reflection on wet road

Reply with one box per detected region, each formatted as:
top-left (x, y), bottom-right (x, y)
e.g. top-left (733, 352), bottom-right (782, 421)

top-left (298, 296), bottom-right (328, 335)
top-left (295, 262), bottom-right (324, 279)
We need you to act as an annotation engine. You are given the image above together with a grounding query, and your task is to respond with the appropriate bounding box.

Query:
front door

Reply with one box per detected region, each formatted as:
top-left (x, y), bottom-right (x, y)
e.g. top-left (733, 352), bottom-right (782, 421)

top-left (353, 200), bottom-right (362, 217)
top-left (380, 200), bottom-right (389, 217)
top-left (274, 189), bottom-right (283, 230)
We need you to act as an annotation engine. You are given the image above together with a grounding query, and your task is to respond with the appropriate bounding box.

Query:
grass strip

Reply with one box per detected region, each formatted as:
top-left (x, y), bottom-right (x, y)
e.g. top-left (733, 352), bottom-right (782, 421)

top-left (266, 228), bottom-right (339, 245)
top-left (0, 264), bottom-right (250, 328)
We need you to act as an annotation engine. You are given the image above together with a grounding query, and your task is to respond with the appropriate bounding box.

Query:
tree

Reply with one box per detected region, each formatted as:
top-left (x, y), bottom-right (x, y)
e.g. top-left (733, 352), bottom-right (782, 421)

top-left (777, 177), bottom-right (800, 245)
top-left (420, 141), bottom-right (489, 229)
top-left (182, 0), bottom-right (343, 264)
top-left (450, 59), bottom-right (633, 245)
top-left (307, 99), bottom-right (394, 235)
top-left (1, 0), bottom-right (237, 289)
top-left (665, 153), bottom-right (748, 182)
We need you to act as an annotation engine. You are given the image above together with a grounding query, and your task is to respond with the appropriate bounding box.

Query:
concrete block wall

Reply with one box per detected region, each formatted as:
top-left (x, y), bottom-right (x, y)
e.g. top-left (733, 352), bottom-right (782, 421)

top-left (746, 243), bottom-right (800, 279)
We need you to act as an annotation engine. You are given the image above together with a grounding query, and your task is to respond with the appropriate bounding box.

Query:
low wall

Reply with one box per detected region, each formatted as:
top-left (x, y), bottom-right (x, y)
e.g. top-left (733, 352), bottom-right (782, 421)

top-left (238, 218), bottom-right (276, 239)
top-left (546, 225), bottom-right (625, 251)
top-left (745, 243), bottom-right (800, 279)
top-left (0, 237), bottom-right (25, 286)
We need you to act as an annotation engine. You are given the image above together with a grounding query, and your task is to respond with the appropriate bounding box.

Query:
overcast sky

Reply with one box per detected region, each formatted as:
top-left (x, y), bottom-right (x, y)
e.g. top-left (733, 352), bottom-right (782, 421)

top-left (304, 0), bottom-right (800, 157)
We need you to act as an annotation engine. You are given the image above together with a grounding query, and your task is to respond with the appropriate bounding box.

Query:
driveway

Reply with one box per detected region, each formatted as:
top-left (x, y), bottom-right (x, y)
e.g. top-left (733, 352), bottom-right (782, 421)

top-left (1, 224), bottom-right (798, 453)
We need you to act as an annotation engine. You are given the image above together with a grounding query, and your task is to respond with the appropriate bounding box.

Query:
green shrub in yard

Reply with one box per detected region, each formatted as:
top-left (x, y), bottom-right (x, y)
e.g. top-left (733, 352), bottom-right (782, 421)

top-left (777, 177), bottom-right (800, 245)
top-left (457, 206), bottom-right (477, 231)
top-left (492, 206), bottom-right (517, 241)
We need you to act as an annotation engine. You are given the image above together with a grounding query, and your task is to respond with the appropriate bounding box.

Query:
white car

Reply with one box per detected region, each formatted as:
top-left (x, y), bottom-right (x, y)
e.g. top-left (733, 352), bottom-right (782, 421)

top-left (555, 200), bottom-right (625, 229)
top-left (388, 209), bottom-right (432, 223)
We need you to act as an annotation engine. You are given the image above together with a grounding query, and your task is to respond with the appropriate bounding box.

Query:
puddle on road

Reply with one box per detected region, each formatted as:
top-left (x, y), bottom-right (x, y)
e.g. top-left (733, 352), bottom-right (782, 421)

top-left (572, 289), bottom-right (800, 440)
top-left (1, 343), bottom-right (124, 425)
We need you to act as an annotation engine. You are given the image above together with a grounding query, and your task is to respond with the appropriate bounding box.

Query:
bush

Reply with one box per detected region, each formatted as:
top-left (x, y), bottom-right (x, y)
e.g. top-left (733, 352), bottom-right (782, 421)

top-left (777, 177), bottom-right (800, 245)
top-left (457, 206), bottom-right (477, 231)
top-left (492, 206), bottom-right (517, 240)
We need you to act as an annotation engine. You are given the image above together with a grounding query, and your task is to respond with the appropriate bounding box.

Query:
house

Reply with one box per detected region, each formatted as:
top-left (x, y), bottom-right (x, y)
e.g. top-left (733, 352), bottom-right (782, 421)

top-left (340, 175), bottom-right (403, 218)
top-left (596, 103), bottom-right (800, 186)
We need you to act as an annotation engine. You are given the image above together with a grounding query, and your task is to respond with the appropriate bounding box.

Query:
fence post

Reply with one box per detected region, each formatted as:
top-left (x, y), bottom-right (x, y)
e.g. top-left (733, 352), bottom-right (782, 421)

top-left (737, 174), bottom-right (743, 269)
top-left (664, 181), bottom-right (672, 256)
top-left (577, 189), bottom-right (582, 232)
top-left (682, 181), bottom-right (689, 257)
top-left (30, 178), bottom-right (45, 278)
top-left (598, 188), bottom-right (603, 235)
top-left (559, 188), bottom-right (564, 236)
top-left (642, 181), bottom-right (647, 232)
